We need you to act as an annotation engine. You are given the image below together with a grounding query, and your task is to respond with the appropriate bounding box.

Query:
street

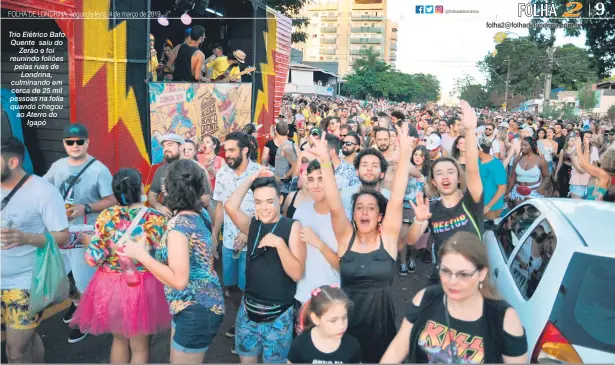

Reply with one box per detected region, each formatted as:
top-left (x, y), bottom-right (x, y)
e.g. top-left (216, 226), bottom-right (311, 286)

top-left (2, 261), bottom-right (433, 363)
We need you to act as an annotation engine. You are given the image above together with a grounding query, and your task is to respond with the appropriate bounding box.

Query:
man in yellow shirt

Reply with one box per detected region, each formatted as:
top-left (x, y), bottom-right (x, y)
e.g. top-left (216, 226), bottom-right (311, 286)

top-left (208, 50), bottom-right (246, 82)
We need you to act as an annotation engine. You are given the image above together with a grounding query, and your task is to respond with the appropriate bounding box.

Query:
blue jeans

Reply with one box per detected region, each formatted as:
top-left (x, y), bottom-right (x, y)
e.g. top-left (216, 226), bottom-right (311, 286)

top-left (172, 304), bottom-right (223, 353)
top-left (222, 246), bottom-right (246, 291)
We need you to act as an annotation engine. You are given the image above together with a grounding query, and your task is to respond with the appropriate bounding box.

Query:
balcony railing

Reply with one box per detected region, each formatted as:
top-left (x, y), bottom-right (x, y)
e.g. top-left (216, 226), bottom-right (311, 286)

top-left (322, 14), bottom-right (337, 21)
top-left (322, 38), bottom-right (337, 44)
top-left (390, 44), bottom-right (397, 50)
top-left (321, 26), bottom-right (337, 33)
top-left (320, 49), bottom-right (336, 55)
top-left (350, 37), bottom-right (382, 44)
top-left (351, 13), bottom-right (384, 20)
top-left (350, 26), bottom-right (383, 33)
top-left (390, 55), bottom-right (396, 61)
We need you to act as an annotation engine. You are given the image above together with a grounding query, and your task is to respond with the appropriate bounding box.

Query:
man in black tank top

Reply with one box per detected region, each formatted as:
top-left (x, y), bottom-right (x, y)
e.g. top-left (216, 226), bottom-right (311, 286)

top-left (225, 172), bottom-right (306, 363)
top-left (172, 25), bottom-right (206, 82)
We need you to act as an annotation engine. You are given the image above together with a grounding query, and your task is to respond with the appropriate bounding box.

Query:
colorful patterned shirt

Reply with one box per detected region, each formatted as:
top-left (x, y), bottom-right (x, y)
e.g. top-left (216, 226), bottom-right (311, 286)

top-left (86, 206), bottom-right (167, 271)
top-left (155, 211), bottom-right (224, 316)
top-left (335, 161), bottom-right (360, 190)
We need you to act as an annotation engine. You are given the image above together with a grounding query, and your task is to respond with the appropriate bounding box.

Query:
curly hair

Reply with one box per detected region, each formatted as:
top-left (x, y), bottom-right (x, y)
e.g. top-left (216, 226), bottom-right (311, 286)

top-left (351, 190), bottom-right (389, 222)
top-left (353, 147), bottom-right (388, 172)
top-left (164, 160), bottom-right (205, 213)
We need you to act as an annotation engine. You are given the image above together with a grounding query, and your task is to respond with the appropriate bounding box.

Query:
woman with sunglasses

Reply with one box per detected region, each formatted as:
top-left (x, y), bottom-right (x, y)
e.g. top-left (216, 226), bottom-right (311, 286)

top-left (381, 232), bottom-right (527, 364)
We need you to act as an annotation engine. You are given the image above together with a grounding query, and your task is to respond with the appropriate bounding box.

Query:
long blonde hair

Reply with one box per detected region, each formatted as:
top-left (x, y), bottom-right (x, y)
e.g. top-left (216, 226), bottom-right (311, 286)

top-left (439, 232), bottom-right (500, 300)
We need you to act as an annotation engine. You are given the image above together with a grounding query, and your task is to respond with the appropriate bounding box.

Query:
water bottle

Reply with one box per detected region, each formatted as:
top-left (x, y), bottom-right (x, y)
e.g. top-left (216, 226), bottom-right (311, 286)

top-left (119, 226), bottom-right (144, 287)
top-left (0, 217), bottom-right (13, 247)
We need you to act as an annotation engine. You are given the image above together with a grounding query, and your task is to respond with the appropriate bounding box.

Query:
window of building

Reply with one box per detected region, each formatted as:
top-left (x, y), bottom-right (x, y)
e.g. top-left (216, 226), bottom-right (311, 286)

top-left (509, 219), bottom-right (557, 299)
top-left (495, 204), bottom-right (541, 262)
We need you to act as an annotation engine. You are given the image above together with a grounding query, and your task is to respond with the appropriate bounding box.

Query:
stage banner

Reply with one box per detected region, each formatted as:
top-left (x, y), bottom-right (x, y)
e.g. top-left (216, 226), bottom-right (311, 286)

top-left (148, 82), bottom-right (252, 165)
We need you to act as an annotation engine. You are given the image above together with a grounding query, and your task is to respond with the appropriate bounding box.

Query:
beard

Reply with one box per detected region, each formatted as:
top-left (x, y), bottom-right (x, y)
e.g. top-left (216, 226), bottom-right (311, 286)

top-left (359, 175), bottom-right (379, 187)
top-left (1, 164), bottom-right (11, 182)
top-left (342, 148), bottom-right (355, 156)
top-left (377, 144), bottom-right (389, 152)
top-left (226, 154), bottom-right (243, 169)
top-left (164, 152), bottom-right (180, 163)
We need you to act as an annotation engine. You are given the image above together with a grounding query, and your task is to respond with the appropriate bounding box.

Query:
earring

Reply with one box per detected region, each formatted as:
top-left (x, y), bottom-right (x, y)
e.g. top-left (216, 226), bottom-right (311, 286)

top-left (479, 281), bottom-right (484, 290)
top-left (378, 222), bottom-right (383, 234)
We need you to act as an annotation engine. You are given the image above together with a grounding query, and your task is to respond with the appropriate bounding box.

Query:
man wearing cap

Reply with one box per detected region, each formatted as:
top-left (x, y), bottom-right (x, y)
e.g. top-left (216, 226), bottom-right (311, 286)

top-left (171, 25), bottom-right (207, 82)
top-left (148, 133), bottom-right (186, 217)
top-left (44, 123), bottom-right (116, 344)
top-left (209, 49), bottom-right (246, 82)
top-left (425, 133), bottom-right (447, 161)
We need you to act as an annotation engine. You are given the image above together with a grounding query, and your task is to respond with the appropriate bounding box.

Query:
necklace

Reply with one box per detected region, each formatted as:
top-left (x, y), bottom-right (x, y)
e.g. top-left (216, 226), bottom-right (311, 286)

top-left (249, 219), bottom-right (281, 258)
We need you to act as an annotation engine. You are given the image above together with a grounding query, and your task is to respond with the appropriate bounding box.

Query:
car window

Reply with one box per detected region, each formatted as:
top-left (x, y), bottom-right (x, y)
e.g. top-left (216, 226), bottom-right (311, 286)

top-left (495, 204), bottom-right (541, 261)
top-left (550, 253), bottom-right (615, 353)
top-left (509, 219), bottom-right (557, 299)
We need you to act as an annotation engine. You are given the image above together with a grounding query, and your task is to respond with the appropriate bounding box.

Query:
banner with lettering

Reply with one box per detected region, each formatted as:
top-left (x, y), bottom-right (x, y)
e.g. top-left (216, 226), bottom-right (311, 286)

top-left (148, 82), bottom-right (252, 165)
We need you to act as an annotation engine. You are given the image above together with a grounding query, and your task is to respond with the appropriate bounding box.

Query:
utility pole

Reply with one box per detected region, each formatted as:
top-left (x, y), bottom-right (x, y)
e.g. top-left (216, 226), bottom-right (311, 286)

top-left (504, 57), bottom-right (510, 112)
top-left (543, 28), bottom-right (556, 105)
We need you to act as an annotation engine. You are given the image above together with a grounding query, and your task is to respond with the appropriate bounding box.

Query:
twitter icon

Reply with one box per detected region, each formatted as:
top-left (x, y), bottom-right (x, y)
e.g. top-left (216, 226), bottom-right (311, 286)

top-left (425, 5), bottom-right (434, 13)
top-left (415, 5), bottom-right (424, 13)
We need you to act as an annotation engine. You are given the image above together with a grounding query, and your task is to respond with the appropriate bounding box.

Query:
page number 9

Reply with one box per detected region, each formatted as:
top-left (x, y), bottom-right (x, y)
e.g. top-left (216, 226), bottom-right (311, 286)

top-left (594, 2), bottom-right (606, 16)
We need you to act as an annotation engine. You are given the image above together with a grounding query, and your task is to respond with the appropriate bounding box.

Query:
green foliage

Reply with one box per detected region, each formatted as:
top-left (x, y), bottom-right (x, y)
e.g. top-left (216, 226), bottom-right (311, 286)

top-left (528, 0), bottom-right (614, 78)
top-left (344, 48), bottom-right (440, 102)
top-left (576, 82), bottom-right (597, 110)
top-left (479, 37), bottom-right (547, 99)
top-left (451, 74), bottom-right (492, 108)
top-left (552, 44), bottom-right (599, 90)
top-left (268, 0), bottom-right (310, 44)
top-left (608, 105), bottom-right (615, 120)
top-left (540, 103), bottom-right (577, 120)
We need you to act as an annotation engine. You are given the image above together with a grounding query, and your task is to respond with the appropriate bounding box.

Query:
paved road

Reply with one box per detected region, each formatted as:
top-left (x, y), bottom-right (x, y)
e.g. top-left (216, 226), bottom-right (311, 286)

top-left (2, 261), bottom-right (433, 363)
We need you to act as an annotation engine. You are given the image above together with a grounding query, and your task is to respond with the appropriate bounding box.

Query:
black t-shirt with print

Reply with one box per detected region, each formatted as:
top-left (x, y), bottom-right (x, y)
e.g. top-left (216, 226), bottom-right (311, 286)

top-left (428, 192), bottom-right (484, 282)
top-left (288, 329), bottom-right (362, 364)
top-left (406, 297), bottom-right (527, 364)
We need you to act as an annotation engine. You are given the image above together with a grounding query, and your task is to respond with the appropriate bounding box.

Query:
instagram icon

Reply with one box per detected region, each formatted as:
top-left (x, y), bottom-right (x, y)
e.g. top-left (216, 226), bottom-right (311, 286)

top-left (435, 5), bottom-right (444, 13)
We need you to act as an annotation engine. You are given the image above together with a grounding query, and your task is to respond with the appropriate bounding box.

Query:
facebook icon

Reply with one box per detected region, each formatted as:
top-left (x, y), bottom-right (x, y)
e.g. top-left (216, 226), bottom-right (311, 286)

top-left (416, 5), bottom-right (424, 13)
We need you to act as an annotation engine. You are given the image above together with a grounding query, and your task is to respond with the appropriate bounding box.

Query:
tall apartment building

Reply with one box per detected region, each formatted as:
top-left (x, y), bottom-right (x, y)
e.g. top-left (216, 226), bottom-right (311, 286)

top-left (295, 0), bottom-right (398, 77)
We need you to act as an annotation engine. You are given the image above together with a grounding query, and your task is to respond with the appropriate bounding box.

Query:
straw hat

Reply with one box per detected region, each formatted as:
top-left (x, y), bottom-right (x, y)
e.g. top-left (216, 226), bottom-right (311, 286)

top-left (233, 50), bottom-right (246, 63)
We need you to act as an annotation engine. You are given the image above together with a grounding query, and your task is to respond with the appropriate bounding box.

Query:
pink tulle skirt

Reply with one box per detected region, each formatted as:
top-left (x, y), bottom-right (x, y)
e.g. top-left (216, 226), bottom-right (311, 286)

top-left (70, 269), bottom-right (172, 338)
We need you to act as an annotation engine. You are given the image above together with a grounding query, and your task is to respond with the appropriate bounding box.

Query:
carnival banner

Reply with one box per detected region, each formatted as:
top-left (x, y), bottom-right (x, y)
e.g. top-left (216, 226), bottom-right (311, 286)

top-left (149, 82), bottom-right (252, 164)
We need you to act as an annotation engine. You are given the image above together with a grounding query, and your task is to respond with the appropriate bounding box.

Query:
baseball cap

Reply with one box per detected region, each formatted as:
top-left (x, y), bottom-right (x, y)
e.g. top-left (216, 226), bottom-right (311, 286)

top-left (310, 127), bottom-right (322, 137)
top-left (160, 133), bottom-right (185, 145)
top-left (63, 123), bottom-right (89, 139)
top-left (425, 134), bottom-right (442, 150)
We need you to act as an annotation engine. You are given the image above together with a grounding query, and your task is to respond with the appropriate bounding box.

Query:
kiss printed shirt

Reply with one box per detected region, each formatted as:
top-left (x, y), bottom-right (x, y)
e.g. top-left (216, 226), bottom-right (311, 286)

top-left (406, 298), bottom-right (527, 364)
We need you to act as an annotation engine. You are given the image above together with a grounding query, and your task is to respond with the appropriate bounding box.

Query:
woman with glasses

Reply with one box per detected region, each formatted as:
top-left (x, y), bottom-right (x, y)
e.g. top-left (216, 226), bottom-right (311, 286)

top-left (381, 231), bottom-right (527, 364)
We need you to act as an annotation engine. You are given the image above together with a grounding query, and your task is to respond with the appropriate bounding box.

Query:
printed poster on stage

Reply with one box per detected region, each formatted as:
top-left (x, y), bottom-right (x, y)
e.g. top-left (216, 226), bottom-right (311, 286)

top-left (148, 82), bottom-right (252, 165)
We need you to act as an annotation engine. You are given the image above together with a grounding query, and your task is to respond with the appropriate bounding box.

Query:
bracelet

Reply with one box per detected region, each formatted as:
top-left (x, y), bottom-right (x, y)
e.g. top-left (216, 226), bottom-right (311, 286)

top-left (414, 217), bottom-right (427, 225)
top-left (320, 161), bottom-right (332, 168)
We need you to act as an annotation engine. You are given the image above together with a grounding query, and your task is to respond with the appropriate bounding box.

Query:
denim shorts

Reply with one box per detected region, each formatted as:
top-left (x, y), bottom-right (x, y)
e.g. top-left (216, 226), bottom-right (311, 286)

top-left (222, 246), bottom-right (246, 291)
top-left (172, 304), bottom-right (223, 353)
top-left (235, 299), bottom-right (294, 363)
top-left (569, 184), bottom-right (588, 198)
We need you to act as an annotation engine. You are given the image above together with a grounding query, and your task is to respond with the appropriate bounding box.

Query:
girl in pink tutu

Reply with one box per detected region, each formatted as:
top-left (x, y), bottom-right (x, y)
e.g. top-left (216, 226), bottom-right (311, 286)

top-left (70, 168), bottom-right (171, 363)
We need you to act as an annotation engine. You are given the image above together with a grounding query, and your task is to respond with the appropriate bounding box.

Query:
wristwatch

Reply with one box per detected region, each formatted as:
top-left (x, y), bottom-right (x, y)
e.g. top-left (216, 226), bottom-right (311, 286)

top-left (84, 204), bottom-right (92, 214)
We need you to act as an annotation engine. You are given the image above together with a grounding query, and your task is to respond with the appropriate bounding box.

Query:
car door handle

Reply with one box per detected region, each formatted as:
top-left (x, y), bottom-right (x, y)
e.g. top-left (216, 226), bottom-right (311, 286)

top-left (494, 268), bottom-right (499, 278)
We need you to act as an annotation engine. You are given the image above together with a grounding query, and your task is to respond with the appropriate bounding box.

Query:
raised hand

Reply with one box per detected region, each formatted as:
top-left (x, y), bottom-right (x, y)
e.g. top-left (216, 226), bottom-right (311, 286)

top-left (394, 122), bottom-right (415, 154)
top-left (307, 134), bottom-right (331, 162)
top-left (459, 100), bottom-right (477, 130)
top-left (409, 192), bottom-right (432, 222)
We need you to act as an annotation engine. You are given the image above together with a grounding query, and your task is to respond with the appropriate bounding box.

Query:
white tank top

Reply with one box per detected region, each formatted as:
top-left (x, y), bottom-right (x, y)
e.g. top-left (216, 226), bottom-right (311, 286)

top-left (516, 163), bottom-right (541, 183)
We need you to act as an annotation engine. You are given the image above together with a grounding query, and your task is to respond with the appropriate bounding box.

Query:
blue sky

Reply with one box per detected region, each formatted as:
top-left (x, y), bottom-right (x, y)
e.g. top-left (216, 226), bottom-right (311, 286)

top-left (389, 0), bottom-right (588, 98)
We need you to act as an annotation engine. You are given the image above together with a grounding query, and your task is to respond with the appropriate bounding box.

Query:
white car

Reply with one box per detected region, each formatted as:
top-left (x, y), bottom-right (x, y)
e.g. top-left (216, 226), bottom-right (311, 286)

top-left (484, 198), bottom-right (615, 363)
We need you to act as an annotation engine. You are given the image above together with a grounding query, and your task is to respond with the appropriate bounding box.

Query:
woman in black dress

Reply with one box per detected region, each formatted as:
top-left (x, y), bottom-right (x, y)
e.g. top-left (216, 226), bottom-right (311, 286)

top-left (307, 123), bottom-right (413, 362)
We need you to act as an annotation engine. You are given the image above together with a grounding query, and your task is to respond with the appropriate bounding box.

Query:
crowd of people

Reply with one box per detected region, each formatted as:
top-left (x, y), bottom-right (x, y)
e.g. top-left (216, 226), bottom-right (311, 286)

top-left (1, 94), bottom-right (614, 364)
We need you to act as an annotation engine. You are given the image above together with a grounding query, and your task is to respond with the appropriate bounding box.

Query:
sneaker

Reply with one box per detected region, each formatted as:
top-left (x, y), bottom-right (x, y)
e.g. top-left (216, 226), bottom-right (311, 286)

top-left (231, 346), bottom-right (238, 355)
top-left (67, 328), bottom-right (88, 344)
top-left (225, 326), bottom-right (235, 338)
top-left (408, 259), bottom-right (416, 273)
top-left (63, 303), bottom-right (77, 324)
top-left (399, 264), bottom-right (408, 277)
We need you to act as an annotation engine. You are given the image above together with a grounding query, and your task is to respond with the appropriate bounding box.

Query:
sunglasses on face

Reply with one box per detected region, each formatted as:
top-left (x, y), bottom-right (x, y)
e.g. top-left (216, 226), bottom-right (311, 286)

top-left (65, 139), bottom-right (86, 146)
top-left (340, 134), bottom-right (347, 138)
top-left (343, 141), bottom-right (356, 146)
top-left (485, 128), bottom-right (493, 132)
